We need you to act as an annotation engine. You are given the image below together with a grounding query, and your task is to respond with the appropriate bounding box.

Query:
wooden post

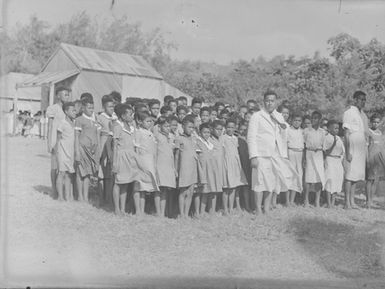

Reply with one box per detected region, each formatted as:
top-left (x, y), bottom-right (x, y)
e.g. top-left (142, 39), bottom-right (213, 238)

top-left (49, 83), bottom-right (55, 106)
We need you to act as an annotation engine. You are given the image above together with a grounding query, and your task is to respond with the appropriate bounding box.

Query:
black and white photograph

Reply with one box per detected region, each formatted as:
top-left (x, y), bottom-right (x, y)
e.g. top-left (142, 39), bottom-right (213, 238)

top-left (1, 0), bottom-right (385, 288)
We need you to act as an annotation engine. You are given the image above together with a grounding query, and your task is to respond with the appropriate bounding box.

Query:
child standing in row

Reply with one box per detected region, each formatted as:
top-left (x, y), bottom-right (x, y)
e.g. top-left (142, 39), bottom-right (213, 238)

top-left (134, 111), bottom-right (159, 215)
top-left (175, 116), bottom-right (200, 218)
top-left (196, 122), bottom-right (222, 214)
top-left (323, 120), bottom-right (345, 208)
top-left (286, 113), bottom-right (304, 206)
top-left (75, 97), bottom-right (100, 203)
top-left (155, 116), bottom-right (176, 217)
top-left (56, 102), bottom-right (76, 201)
top-left (222, 119), bottom-right (247, 214)
top-left (303, 111), bottom-right (326, 207)
top-left (366, 114), bottom-right (385, 208)
top-left (238, 120), bottom-right (251, 212)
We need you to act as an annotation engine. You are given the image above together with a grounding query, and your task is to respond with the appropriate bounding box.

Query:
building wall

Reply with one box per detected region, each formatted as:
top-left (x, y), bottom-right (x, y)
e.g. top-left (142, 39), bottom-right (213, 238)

top-left (71, 71), bottom-right (122, 112)
top-left (43, 49), bottom-right (78, 72)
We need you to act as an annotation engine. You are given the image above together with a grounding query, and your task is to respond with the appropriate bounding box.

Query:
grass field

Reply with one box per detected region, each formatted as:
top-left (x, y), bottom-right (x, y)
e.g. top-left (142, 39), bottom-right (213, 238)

top-left (2, 137), bottom-right (385, 288)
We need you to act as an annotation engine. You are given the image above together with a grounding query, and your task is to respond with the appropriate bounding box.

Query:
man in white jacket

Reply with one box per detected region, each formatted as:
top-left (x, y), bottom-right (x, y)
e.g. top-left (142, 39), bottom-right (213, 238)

top-left (247, 90), bottom-right (300, 214)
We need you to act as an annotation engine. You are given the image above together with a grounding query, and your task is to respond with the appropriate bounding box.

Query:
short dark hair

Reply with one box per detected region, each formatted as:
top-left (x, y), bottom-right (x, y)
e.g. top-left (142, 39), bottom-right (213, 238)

top-left (263, 90), bottom-right (277, 100)
top-left (239, 119), bottom-right (248, 127)
top-left (225, 118), bottom-right (237, 127)
top-left (291, 112), bottom-right (302, 120)
top-left (327, 119), bottom-right (339, 128)
top-left (102, 95), bottom-right (114, 106)
top-left (182, 115), bottom-right (195, 125)
top-left (136, 110), bottom-right (151, 122)
top-left (164, 95), bottom-right (174, 104)
top-left (110, 91), bottom-right (122, 103)
top-left (156, 115), bottom-right (170, 126)
top-left (240, 105), bottom-right (248, 110)
top-left (62, 101), bottom-right (75, 113)
top-left (80, 92), bottom-right (93, 102)
top-left (177, 105), bottom-right (188, 114)
top-left (148, 99), bottom-right (161, 108)
top-left (167, 115), bottom-right (179, 123)
top-left (352, 90), bottom-right (366, 100)
top-left (277, 104), bottom-right (289, 113)
top-left (114, 103), bottom-right (133, 119)
top-left (192, 97), bottom-right (203, 106)
top-left (168, 99), bottom-right (177, 105)
top-left (178, 96), bottom-right (187, 102)
top-left (82, 96), bottom-right (94, 105)
top-left (55, 86), bottom-right (71, 95)
top-left (370, 113), bottom-right (382, 122)
top-left (303, 115), bottom-right (311, 121)
top-left (199, 122), bottom-right (211, 132)
top-left (219, 109), bottom-right (230, 117)
top-left (160, 105), bottom-right (172, 115)
top-left (134, 102), bottom-right (148, 113)
top-left (211, 119), bottom-right (224, 129)
top-left (246, 99), bottom-right (257, 105)
top-left (311, 110), bottom-right (322, 119)
top-left (214, 101), bottom-right (225, 108)
top-left (200, 106), bottom-right (211, 115)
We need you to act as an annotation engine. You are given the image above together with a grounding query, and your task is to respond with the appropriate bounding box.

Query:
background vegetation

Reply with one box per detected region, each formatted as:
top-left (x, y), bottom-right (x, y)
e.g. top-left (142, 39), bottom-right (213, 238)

top-left (2, 12), bottom-right (385, 118)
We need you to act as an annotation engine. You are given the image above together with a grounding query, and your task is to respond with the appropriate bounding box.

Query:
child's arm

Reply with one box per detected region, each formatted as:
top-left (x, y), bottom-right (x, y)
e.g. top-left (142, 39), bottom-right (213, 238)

top-left (74, 130), bottom-right (81, 164)
top-left (55, 130), bottom-right (62, 155)
top-left (344, 129), bottom-right (352, 162)
top-left (324, 136), bottom-right (337, 156)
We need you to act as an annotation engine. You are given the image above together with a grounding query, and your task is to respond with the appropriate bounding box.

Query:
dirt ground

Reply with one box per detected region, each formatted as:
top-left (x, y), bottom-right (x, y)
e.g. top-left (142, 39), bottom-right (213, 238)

top-left (2, 137), bottom-right (385, 288)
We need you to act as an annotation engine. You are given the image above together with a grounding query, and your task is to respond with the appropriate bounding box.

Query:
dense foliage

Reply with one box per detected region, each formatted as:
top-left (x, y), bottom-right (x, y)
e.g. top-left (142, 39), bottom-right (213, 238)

top-left (1, 12), bottom-right (385, 118)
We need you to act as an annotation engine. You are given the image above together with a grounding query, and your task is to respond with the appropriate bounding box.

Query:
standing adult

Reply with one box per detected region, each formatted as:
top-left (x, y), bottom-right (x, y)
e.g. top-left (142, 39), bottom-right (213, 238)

top-left (247, 90), bottom-right (300, 214)
top-left (47, 86), bottom-right (71, 198)
top-left (343, 90), bottom-right (369, 209)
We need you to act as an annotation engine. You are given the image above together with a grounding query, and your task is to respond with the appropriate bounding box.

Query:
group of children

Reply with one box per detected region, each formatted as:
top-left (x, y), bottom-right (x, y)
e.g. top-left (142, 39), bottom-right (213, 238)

top-left (49, 87), bottom-right (384, 218)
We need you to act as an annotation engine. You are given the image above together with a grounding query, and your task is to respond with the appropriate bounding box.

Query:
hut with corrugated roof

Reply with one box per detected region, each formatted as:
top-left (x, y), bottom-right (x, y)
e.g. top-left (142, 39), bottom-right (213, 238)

top-left (16, 43), bottom-right (189, 112)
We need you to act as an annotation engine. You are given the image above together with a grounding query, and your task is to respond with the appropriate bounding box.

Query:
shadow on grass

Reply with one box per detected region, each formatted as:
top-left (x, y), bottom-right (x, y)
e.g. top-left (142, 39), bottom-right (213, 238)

top-left (290, 217), bottom-right (385, 279)
top-left (32, 185), bottom-right (52, 197)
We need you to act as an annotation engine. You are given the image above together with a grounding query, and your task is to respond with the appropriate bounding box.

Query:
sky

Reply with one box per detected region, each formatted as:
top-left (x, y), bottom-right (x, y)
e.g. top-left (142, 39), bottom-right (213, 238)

top-left (3, 0), bottom-right (385, 64)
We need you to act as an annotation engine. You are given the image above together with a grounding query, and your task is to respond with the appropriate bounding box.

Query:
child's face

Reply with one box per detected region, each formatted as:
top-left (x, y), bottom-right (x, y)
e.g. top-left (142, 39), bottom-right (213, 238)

top-left (303, 118), bottom-right (312, 128)
top-left (140, 116), bottom-right (153, 130)
top-left (150, 104), bottom-right (160, 117)
top-left (217, 105), bottom-right (225, 113)
top-left (191, 103), bottom-right (201, 116)
top-left (169, 101), bottom-right (177, 113)
top-left (226, 122), bottom-right (236, 136)
top-left (371, 118), bottom-right (381, 130)
top-left (66, 106), bottom-right (76, 120)
top-left (240, 107), bottom-right (248, 117)
top-left (210, 110), bottom-right (217, 121)
top-left (212, 124), bottom-right (223, 138)
top-left (163, 110), bottom-right (173, 118)
top-left (122, 109), bottom-right (134, 123)
top-left (238, 124), bottom-right (247, 137)
top-left (245, 113), bottom-right (251, 122)
top-left (329, 123), bottom-right (339, 136)
top-left (74, 102), bottom-right (82, 115)
top-left (200, 110), bottom-right (210, 123)
top-left (170, 120), bottom-right (178, 133)
top-left (281, 108), bottom-right (290, 122)
top-left (311, 115), bottom-right (321, 127)
top-left (83, 103), bottom-right (94, 117)
top-left (160, 122), bottom-right (171, 135)
top-left (220, 113), bottom-right (229, 121)
top-left (104, 101), bottom-right (115, 116)
top-left (178, 110), bottom-right (187, 122)
top-left (183, 121), bottom-right (194, 136)
top-left (200, 127), bottom-right (211, 140)
top-left (292, 117), bottom-right (302, 129)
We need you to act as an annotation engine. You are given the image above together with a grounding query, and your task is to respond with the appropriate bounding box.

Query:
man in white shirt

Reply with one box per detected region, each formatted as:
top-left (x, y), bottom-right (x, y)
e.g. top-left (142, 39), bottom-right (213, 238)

top-left (247, 90), bottom-right (300, 214)
top-left (46, 87), bottom-right (71, 198)
top-left (343, 90), bottom-right (369, 209)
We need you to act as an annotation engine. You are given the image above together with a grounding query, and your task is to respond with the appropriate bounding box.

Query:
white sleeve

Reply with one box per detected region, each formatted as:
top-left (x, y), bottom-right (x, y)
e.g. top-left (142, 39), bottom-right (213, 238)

top-left (247, 113), bottom-right (259, 159)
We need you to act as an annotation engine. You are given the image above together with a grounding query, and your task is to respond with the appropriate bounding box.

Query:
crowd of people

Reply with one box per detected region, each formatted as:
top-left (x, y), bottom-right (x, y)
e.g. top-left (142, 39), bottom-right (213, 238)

top-left (45, 86), bottom-right (385, 217)
top-left (7, 109), bottom-right (49, 138)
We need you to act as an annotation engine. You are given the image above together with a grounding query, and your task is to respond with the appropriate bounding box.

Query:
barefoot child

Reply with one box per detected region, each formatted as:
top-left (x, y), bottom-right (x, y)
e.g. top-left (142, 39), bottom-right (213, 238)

top-left (175, 115), bottom-right (200, 218)
top-left (111, 104), bottom-right (140, 215)
top-left (196, 122), bottom-right (222, 214)
top-left (56, 102), bottom-right (76, 201)
top-left (74, 96), bottom-right (100, 203)
top-left (97, 95), bottom-right (115, 206)
top-left (303, 111), bottom-right (326, 207)
top-left (323, 120), bottom-right (345, 208)
top-left (222, 118), bottom-right (247, 214)
top-left (286, 113), bottom-right (304, 206)
top-left (134, 111), bottom-right (159, 215)
top-left (155, 116), bottom-right (176, 217)
top-left (366, 113), bottom-right (384, 208)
